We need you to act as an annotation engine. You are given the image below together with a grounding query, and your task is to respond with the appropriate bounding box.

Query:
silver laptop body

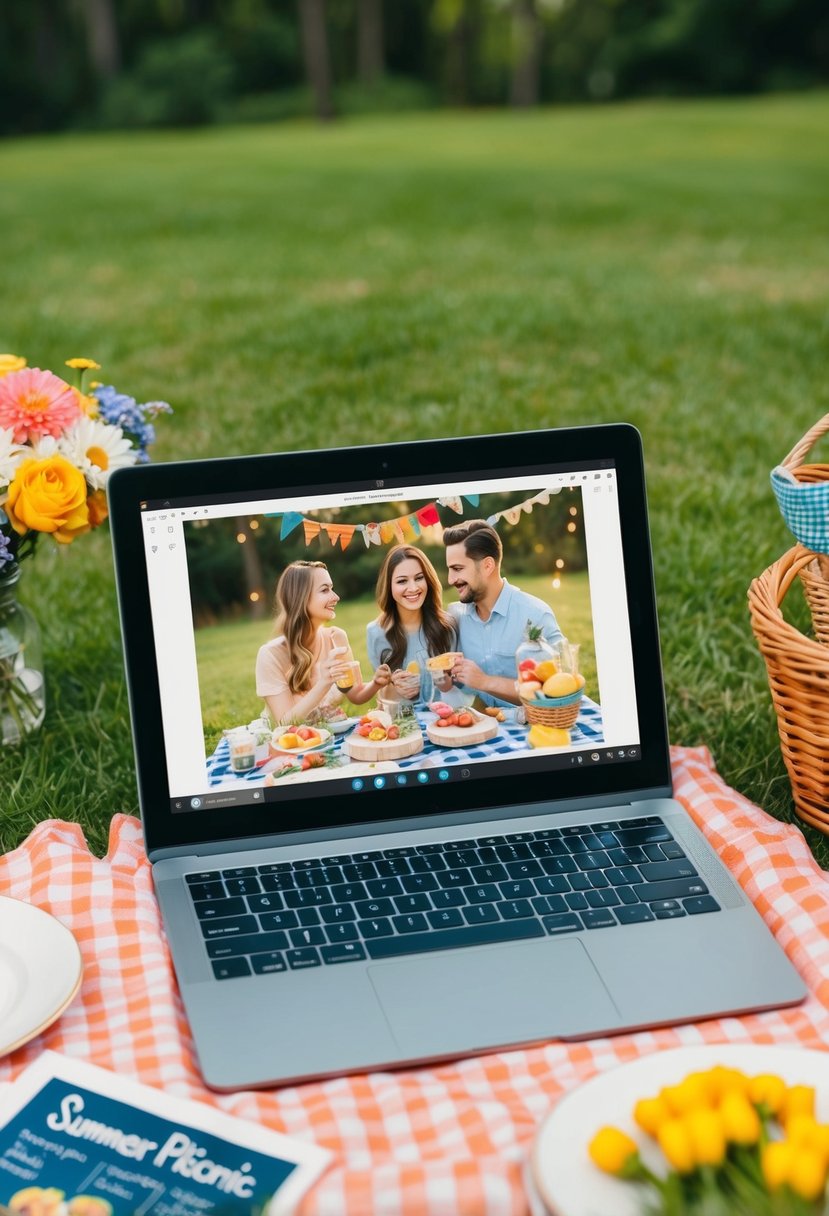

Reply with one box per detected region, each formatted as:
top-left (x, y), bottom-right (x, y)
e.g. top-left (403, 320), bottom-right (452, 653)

top-left (110, 425), bottom-right (805, 1090)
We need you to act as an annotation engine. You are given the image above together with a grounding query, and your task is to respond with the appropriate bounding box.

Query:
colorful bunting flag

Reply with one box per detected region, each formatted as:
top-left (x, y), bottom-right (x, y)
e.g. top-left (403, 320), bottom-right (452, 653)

top-left (280, 512), bottom-right (303, 540)
top-left (416, 503), bottom-right (439, 527)
top-left (272, 489), bottom-right (556, 550)
top-left (438, 495), bottom-right (463, 514)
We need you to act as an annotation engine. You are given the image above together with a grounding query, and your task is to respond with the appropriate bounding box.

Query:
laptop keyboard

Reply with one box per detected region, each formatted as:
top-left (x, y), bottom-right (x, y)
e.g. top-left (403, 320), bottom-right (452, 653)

top-left (186, 816), bottom-right (721, 981)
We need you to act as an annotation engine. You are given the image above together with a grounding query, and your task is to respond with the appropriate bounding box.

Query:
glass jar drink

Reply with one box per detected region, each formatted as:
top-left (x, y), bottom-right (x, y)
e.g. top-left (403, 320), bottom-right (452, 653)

top-left (335, 661), bottom-right (360, 690)
top-left (229, 728), bottom-right (256, 772)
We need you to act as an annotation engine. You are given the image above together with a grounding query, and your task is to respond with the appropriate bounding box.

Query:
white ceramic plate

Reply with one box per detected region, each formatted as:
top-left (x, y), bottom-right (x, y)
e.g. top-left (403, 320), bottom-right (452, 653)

top-left (270, 727), bottom-right (332, 755)
top-left (0, 895), bottom-right (83, 1056)
top-left (531, 1044), bottom-right (829, 1216)
top-left (326, 717), bottom-right (357, 735)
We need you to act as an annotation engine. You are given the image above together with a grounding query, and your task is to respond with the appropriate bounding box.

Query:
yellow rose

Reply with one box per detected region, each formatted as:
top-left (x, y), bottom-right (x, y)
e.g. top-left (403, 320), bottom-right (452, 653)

top-left (6, 455), bottom-right (90, 543)
top-left (0, 353), bottom-right (27, 378)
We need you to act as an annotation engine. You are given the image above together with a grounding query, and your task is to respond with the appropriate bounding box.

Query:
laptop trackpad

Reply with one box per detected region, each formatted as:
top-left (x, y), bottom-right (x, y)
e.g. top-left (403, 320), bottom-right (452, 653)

top-left (369, 939), bottom-right (620, 1056)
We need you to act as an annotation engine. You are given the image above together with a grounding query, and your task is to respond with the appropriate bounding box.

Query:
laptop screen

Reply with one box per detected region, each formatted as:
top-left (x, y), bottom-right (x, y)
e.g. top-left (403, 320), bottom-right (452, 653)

top-left (111, 427), bottom-right (670, 852)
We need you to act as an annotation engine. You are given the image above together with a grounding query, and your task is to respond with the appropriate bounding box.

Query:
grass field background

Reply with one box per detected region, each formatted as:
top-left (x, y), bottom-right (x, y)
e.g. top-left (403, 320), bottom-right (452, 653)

top-left (195, 573), bottom-right (595, 754)
top-left (1, 94), bottom-right (827, 859)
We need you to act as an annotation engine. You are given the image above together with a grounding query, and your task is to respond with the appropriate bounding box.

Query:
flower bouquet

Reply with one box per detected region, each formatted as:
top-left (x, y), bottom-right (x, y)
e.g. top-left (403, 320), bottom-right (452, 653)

top-left (589, 1062), bottom-right (829, 1215)
top-left (0, 354), bottom-right (171, 742)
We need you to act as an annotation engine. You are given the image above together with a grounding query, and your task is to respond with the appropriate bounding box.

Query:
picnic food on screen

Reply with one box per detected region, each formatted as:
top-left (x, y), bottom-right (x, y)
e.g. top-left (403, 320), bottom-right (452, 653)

top-left (430, 702), bottom-right (476, 729)
top-left (426, 652), bottom-right (457, 672)
top-left (184, 480), bottom-right (620, 800)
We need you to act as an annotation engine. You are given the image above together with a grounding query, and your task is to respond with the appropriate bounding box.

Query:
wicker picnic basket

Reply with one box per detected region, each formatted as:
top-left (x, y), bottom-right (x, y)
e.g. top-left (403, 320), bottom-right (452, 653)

top-left (771, 413), bottom-right (829, 644)
top-left (748, 544), bottom-right (829, 835)
top-left (525, 689), bottom-right (583, 730)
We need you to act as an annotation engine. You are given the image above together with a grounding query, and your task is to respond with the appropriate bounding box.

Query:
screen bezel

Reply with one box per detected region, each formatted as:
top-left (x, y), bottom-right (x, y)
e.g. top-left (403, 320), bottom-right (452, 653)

top-left (108, 424), bottom-right (671, 856)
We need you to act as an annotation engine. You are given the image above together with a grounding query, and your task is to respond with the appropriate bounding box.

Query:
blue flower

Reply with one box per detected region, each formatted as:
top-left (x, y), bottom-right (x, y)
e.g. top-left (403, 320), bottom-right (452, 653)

top-left (92, 384), bottom-right (172, 461)
top-left (0, 529), bottom-right (13, 571)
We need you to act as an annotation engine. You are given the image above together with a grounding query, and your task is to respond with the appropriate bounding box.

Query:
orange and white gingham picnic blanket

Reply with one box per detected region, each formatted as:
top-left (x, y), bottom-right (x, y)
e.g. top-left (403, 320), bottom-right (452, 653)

top-left (2, 745), bottom-right (829, 1216)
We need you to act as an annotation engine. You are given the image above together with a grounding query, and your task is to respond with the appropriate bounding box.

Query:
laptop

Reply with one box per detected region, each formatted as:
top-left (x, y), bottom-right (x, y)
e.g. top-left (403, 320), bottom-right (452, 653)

top-left (108, 424), bottom-right (806, 1091)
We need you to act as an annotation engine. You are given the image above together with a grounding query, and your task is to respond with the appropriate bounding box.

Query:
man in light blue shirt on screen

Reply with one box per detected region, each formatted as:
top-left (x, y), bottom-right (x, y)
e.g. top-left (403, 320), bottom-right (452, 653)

top-left (443, 519), bottom-right (563, 708)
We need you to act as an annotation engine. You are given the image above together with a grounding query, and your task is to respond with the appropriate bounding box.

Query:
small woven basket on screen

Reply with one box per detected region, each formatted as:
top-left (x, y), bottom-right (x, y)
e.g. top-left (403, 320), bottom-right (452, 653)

top-left (771, 413), bottom-right (829, 643)
top-left (525, 690), bottom-right (583, 730)
top-left (748, 545), bottom-right (829, 835)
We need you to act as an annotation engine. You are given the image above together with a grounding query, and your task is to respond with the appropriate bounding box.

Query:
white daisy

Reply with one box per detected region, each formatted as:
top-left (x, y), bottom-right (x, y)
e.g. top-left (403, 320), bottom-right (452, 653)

top-left (59, 416), bottom-right (137, 489)
top-left (0, 425), bottom-right (27, 488)
top-left (28, 434), bottom-right (59, 460)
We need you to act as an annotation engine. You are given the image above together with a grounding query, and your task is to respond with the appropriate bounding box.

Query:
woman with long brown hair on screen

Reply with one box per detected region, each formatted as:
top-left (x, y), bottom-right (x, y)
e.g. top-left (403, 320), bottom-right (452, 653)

top-left (366, 545), bottom-right (458, 704)
top-left (256, 560), bottom-right (391, 724)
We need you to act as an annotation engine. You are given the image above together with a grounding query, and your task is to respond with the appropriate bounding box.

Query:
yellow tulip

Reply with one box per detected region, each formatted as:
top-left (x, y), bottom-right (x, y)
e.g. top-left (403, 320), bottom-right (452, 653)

top-left (662, 1075), bottom-right (710, 1116)
top-left (686, 1108), bottom-right (726, 1168)
top-left (782, 1085), bottom-right (816, 1127)
top-left (706, 1065), bottom-right (748, 1101)
top-left (747, 1072), bottom-right (787, 1115)
top-left (762, 1141), bottom-right (795, 1191)
top-left (588, 1126), bottom-right (639, 1176)
top-left (685, 1069), bottom-right (719, 1104)
top-left (786, 1114), bottom-right (829, 1163)
top-left (658, 1118), bottom-right (696, 1174)
top-left (788, 1147), bottom-right (827, 1203)
top-left (719, 1091), bottom-right (761, 1146)
top-left (634, 1095), bottom-right (671, 1137)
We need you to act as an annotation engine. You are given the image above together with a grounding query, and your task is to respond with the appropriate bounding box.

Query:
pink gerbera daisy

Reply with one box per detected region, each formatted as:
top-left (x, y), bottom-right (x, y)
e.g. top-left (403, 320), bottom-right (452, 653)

top-left (0, 367), bottom-right (81, 443)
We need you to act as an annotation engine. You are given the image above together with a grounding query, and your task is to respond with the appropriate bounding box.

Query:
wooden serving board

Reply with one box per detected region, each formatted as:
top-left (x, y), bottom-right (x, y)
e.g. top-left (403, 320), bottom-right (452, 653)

top-left (425, 710), bottom-right (499, 748)
top-left (345, 728), bottom-right (424, 763)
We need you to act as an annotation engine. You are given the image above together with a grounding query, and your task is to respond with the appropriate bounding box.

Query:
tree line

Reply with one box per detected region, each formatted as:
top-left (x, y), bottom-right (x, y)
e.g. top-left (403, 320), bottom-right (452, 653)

top-left (186, 490), bottom-right (587, 624)
top-left (2, 0), bottom-right (826, 135)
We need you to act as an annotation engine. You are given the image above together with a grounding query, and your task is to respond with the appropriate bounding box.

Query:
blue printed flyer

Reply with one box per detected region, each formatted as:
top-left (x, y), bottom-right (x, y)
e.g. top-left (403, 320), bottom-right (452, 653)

top-left (0, 1052), bottom-right (331, 1216)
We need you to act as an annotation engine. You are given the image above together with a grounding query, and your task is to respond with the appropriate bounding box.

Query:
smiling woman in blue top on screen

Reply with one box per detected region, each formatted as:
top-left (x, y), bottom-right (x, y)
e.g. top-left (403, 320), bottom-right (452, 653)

top-left (366, 545), bottom-right (458, 705)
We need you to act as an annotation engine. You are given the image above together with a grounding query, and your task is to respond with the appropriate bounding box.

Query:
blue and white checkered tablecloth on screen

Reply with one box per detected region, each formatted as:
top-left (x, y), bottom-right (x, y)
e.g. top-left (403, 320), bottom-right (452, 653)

top-left (205, 698), bottom-right (604, 788)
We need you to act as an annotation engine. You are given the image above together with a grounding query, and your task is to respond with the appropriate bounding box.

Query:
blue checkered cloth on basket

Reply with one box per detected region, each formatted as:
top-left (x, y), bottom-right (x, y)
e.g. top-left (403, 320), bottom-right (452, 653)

top-left (771, 465), bottom-right (829, 554)
top-left (205, 698), bottom-right (605, 788)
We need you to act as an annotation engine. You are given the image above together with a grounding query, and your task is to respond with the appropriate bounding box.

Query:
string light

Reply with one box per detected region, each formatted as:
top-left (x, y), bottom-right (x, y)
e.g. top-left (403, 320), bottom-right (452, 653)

top-left (250, 520), bottom-right (260, 530)
top-left (250, 591), bottom-right (260, 602)
top-left (236, 533), bottom-right (246, 543)
top-left (567, 522), bottom-right (576, 533)
top-left (569, 506), bottom-right (578, 516)
top-left (552, 577), bottom-right (561, 589)
top-left (556, 558), bottom-right (564, 569)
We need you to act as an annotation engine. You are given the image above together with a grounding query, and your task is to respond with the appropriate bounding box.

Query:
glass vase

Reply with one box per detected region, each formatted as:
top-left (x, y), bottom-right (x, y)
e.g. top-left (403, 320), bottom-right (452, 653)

top-left (515, 620), bottom-right (559, 688)
top-left (0, 566), bottom-right (46, 744)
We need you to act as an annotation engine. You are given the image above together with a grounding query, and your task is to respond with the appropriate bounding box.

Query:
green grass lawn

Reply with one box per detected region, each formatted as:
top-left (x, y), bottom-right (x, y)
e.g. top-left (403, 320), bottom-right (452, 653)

top-left (195, 573), bottom-right (595, 754)
top-left (1, 94), bottom-right (828, 860)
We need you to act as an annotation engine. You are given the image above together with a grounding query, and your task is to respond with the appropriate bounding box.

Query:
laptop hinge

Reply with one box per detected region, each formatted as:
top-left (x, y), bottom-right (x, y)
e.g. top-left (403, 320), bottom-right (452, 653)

top-left (147, 784), bottom-right (673, 864)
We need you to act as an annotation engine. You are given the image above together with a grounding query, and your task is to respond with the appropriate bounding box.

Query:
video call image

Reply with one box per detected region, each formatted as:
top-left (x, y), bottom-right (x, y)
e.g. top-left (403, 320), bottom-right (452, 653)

top-left (184, 486), bottom-right (603, 793)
